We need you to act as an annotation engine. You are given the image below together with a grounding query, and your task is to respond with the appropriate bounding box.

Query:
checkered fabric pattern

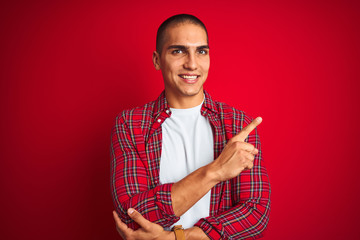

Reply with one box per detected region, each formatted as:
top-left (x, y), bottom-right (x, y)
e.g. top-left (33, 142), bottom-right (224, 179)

top-left (111, 90), bottom-right (271, 239)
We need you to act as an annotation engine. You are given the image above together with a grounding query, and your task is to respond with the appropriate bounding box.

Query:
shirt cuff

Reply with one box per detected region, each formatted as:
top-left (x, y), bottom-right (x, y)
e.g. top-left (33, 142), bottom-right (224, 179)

top-left (154, 183), bottom-right (180, 224)
top-left (194, 217), bottom-right (224, 240)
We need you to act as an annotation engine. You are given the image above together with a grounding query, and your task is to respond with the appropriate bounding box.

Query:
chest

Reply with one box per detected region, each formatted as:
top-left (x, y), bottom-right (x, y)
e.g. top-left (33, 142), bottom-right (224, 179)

top-left (159, 113), bottom-right (214, 183)
top-left (143, 112), bottom-right (228, 188)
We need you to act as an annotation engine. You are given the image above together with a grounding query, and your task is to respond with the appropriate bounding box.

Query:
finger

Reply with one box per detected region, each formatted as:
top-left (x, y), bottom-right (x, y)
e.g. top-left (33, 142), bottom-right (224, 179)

top-left (113, 211), bottom-right (133, 237)
top-left (244, 162), bottom-right (254, 170)
top-left (127, 208), bottom-right (152, 231)
top-left (113, 211), bottom-right (124, 227)
top-left (241, 152), bottom-right (255, 170)
top-left (251, 148), bottom-right (259, 155)
top-left (234, 117), bottom-right (262, 142)
top-left (232, 141), bottom-right (256, 152)
top-left (113, 211), bottom-right (126, 240)
top-left (243, 151), bottom-right (255, 162)
top-left (116, 227), bottom-right (126, 240)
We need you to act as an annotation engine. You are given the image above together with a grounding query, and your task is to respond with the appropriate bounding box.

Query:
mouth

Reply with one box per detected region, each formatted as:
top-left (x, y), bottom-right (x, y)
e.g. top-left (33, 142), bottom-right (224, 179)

top-left (179, 74), bottom-right (200, 84)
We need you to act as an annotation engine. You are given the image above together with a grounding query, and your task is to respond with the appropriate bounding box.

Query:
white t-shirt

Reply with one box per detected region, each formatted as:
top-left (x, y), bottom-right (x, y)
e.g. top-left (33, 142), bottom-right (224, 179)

top-left (159, 100), bottom-right (214, 229)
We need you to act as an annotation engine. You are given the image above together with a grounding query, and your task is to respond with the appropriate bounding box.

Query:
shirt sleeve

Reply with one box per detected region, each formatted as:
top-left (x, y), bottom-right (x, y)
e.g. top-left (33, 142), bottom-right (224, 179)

top-left (194, 127), bottom-right (271, 239)
top-left (110, 112), bottom-right (180, 230)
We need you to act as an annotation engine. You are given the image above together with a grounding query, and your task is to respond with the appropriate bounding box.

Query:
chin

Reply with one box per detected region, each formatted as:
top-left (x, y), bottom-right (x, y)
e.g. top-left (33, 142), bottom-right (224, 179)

top-left (180, 87), bottom-right (203, 97)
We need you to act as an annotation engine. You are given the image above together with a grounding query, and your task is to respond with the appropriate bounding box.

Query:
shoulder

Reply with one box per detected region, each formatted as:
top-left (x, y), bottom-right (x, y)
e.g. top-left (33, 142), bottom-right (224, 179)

top-left (213, 99), bottom-right (254, 127)
top-left (114, 100), bottom-right (156, 128)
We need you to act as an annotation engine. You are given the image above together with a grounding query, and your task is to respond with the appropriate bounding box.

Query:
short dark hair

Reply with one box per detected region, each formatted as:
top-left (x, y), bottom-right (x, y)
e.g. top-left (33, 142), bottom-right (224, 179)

top-left (156, 14), bottom-right (209, 54)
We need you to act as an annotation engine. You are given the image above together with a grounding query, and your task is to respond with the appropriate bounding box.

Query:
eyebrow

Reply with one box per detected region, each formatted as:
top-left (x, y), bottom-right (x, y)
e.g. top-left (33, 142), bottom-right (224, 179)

top-left (167, 45), bottom-right (210, 50)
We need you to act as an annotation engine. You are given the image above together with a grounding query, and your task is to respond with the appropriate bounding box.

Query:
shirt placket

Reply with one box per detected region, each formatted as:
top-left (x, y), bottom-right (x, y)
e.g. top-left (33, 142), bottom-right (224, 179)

top-left (202, 109), bottom-right (227, 216)
top-left (145, 109), bottom-right (172, 188)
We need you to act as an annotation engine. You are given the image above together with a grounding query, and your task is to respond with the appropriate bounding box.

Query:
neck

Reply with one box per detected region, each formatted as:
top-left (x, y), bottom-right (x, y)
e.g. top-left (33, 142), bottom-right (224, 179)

top-left (165, 90), bottom-right (205, 109)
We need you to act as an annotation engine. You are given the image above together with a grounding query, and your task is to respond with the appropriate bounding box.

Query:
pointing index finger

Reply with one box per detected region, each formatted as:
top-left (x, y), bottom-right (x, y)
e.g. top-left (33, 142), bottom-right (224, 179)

top-left (234, 117), bottom-right (262, 142)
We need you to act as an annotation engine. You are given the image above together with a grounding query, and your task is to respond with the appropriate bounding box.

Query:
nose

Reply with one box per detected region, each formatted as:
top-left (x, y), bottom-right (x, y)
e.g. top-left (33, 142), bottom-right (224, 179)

top-left (183, 52), bottom-right (198, 70)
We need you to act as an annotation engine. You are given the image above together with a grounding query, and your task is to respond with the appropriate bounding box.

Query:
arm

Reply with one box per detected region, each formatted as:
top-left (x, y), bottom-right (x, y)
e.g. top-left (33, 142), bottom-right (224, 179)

top-left (113, 162), bottom-right (269, 240)
top-left (193, 126), bottom-right (271, 239)
top-left (111, 112), bottom-right (180, 229)
top-left (171, 117), bottom-right (270, 239)
top-left (171, 117), bottom-right (263, 217)
top-left (110, 111), bottom-right (254, 229)
top-left (113, 209), bottom-right (210, 240)
top-left (113, 113), bottom-right (269, 239)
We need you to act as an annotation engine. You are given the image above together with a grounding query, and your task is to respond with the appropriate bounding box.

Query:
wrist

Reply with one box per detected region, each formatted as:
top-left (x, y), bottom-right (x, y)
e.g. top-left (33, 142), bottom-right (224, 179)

top-left (163, 230), bottom-right (176, 240)
top-left (205, 161), bottom-right (222, 184)
top-left (172, 225), bottom-right (185, 240)
top-left (184, 227), bottom-right (210, 240)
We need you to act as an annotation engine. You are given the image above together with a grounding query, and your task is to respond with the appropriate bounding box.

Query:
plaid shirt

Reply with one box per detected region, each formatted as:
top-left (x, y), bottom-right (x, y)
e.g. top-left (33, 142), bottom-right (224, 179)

top-left (111, 90), bottom-right (271, 239)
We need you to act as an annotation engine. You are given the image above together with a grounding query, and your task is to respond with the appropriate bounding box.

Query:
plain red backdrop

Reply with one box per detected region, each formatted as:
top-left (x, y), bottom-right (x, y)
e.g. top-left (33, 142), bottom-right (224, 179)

top-left (1, 0), bottom-right (359, 239)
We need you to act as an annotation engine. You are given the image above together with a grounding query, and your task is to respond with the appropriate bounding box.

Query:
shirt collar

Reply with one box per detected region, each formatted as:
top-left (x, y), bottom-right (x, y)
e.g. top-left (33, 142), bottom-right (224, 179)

top-left (152, 90), bottom-right (218, 118)
top-left (202, 90), bottom-right (218, 114)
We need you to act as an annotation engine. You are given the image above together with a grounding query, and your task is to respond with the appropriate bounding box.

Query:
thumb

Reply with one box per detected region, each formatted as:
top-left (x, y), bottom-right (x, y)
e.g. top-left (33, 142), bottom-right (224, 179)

top-left (128, 208), bottom-right (151, 230)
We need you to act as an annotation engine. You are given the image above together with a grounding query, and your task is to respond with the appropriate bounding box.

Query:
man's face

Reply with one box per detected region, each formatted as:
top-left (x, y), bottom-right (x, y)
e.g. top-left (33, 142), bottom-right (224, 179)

top-left (153, 23), bottom-right (210, 101)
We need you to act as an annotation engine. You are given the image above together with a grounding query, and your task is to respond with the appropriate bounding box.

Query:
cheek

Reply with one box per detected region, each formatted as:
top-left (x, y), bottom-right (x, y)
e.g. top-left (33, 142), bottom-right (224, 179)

top-left (200, 57), bottom-right (210, 71)
top-left (163, 61), bottom-right (182, 75)
top-left (201, 63), bottom-right (210, 73)
top-left (170, 64), bottom-right (184, 75)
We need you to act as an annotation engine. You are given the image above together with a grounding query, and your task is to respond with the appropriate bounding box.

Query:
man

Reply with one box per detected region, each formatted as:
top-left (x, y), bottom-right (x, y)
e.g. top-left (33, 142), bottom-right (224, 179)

top-left (111, 14), bottom-right (270, 239)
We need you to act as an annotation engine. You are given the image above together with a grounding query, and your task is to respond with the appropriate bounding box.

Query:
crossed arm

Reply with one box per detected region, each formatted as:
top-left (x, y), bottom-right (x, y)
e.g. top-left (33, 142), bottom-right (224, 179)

top-left (111, 116), bottom-right (269, 239)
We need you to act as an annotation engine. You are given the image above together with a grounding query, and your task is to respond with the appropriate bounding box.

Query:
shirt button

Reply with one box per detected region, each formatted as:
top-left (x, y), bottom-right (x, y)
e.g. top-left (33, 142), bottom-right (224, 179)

top-left (157, 119), bottom-right (162, 123)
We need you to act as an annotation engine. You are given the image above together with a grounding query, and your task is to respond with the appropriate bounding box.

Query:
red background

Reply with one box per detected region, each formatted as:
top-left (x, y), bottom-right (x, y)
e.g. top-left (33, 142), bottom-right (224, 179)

top-left (1, 0), bottom-right (359, 239)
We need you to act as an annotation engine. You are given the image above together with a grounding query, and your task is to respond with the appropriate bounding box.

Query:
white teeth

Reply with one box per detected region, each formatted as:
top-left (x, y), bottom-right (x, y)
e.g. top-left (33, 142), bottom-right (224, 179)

top-left (181, 75), bottom-right (198, 79)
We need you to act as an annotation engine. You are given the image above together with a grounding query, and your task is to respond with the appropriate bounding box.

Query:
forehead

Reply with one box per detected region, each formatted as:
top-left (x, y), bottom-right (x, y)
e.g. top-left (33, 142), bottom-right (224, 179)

top-left (162, 23), bottom-right (208, 47)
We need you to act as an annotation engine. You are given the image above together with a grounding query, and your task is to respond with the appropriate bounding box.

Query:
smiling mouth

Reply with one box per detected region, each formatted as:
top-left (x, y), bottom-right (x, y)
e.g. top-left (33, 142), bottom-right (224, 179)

top-left (179, 74), bottom-right (199, 83)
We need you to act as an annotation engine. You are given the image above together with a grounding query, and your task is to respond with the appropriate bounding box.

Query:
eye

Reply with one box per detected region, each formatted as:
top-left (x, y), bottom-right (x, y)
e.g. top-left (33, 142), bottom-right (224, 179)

top-left (172, 49), bottom-right (183, 54)
top-left (198, 49), bottom-right (208, 55)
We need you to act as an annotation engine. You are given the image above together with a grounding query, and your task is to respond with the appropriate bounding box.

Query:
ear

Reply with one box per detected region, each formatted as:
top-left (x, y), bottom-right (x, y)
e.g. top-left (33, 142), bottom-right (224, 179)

top-left (152, 51), bottom-right (161, 70)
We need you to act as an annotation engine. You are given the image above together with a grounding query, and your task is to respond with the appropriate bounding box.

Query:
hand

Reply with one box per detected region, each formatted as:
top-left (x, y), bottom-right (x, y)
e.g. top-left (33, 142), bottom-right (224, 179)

top-left (211, 117), bottom-right (262, 182)
top-left (112, 209), bottom-right (174, 240)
